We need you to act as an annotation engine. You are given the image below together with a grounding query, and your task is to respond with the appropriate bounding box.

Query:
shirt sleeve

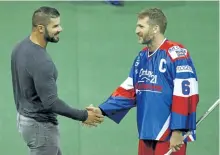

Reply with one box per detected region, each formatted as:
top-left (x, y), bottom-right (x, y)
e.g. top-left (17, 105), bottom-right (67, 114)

top-left (169, 47), bottom-right (199, 131)
top-left (29, 58), bottom-right (87, 121)
top-left (32, 60), bottom-right (58, 109)
top-left (99, 63), bottom-right (136, 124)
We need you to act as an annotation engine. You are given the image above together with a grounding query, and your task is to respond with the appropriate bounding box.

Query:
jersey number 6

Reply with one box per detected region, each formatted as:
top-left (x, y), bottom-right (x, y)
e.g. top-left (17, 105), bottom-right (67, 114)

top-left (181, 80), bottom-right (190, 95)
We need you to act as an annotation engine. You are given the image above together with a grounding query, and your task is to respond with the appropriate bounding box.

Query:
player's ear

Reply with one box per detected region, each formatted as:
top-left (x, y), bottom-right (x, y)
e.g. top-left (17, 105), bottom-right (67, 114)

top-left (37, 25), bottom-right (45, 33)
top-left (153, 25), bottom-right (159, 34)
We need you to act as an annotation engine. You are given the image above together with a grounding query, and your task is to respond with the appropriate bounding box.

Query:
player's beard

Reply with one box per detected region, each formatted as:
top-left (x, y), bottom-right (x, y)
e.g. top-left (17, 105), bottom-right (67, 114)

top-left (142, 31), bottom-right (154, 45)
top-left (44, 27), bottom-right (60, 43)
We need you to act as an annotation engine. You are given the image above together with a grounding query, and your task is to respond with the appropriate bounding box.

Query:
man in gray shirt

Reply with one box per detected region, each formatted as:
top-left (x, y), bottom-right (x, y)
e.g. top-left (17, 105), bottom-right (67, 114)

top-left (11, 6), bottom-right (104, 155)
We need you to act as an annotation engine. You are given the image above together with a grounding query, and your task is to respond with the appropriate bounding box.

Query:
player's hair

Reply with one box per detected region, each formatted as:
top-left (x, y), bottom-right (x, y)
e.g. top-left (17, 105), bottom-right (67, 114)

top-left (138, 8), bottom-right (167, 34)
top-left (32, 6), bottom-right (60, 27)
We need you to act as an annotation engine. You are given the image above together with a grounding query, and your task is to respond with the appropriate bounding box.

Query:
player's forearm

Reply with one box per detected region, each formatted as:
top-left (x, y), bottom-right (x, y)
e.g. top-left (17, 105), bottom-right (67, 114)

top-left (171, 130), bottom-right (183, 136)
top-left (51, 98), bottom-right (88, 121)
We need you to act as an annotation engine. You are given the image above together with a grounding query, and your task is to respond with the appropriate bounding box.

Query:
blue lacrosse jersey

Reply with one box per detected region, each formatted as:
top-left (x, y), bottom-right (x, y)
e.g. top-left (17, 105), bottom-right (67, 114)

top-left (99, 39), bottom-right (199, 142)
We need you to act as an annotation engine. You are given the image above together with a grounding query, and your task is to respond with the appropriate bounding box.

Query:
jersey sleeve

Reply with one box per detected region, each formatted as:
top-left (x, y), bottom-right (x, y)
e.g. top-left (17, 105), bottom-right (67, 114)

top-left (99, 65), bottom-right (136, 124)
top-left (168, 46), bottom-right (199, 131)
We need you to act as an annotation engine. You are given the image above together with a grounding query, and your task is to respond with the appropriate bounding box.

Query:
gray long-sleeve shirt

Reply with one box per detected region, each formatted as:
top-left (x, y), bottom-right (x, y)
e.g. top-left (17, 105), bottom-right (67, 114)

top-left (11, 37), bottom-right (88, 125)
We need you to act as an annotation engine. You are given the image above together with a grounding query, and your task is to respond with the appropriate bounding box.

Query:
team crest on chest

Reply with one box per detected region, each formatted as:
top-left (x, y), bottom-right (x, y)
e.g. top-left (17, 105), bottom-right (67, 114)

top-left (139, 68), bottom-right (157, 84)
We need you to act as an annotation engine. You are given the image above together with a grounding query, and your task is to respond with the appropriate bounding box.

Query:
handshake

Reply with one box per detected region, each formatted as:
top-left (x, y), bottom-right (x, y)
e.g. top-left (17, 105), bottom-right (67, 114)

top-left (82, 105), bottom-right (104, 127)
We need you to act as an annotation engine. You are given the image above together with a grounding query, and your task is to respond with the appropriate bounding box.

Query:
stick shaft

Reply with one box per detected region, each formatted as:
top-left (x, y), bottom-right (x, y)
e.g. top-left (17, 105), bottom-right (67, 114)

top-left (164, 99), bottom-right (220, 155)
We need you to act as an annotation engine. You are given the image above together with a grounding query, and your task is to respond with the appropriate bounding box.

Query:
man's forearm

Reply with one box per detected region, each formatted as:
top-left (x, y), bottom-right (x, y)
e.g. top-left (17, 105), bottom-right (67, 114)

top-left (51, 98), bottom-right (88, 121)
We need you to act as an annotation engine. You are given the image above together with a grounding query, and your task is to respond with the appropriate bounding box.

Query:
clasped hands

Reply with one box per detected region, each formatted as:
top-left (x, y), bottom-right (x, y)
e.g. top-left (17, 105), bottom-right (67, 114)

top-left (82, 105), bottom-right (104, 127)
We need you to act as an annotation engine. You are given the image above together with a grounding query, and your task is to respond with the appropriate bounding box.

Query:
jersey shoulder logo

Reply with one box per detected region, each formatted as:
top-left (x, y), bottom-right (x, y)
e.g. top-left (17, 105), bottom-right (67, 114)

top-left (168, 45), bottom-right (188, 59)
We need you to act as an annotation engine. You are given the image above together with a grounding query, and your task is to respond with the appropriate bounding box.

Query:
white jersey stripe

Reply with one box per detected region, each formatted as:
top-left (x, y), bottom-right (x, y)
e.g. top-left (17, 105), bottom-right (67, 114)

top-left (120, 77), bottom-right (134, 90)
top-left (173, 78), bottom-right (198, 97)
top-left (189, 135), bottom-right (195, 141)
top-left (156, 114), bottom-right (171, 140)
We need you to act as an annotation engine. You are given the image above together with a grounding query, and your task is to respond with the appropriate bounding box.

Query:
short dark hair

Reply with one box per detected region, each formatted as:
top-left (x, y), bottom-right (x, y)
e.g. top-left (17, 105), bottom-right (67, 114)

top-left (32, 6), bottom-right (60, 27)
top-left (138, 8), bottom-right (167, 34)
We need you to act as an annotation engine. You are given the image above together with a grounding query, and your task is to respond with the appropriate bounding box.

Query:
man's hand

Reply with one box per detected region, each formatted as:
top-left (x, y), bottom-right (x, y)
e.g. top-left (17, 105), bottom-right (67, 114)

top-left (86, 105), bottom-right (102, 115)
top-left (82, 105), bottom-right (104, 127)
top-left (169, 130), bottom-right (184, 152)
